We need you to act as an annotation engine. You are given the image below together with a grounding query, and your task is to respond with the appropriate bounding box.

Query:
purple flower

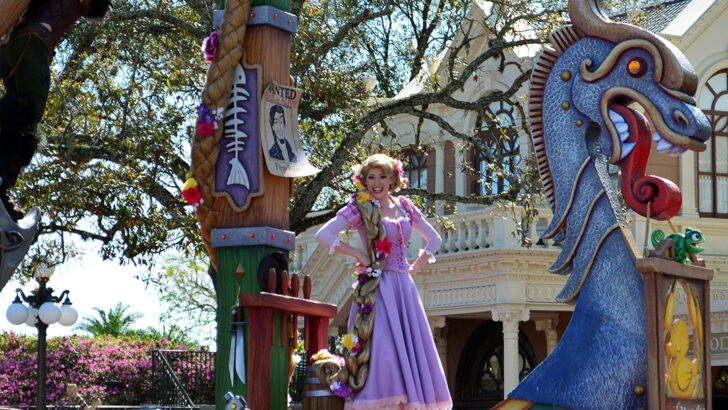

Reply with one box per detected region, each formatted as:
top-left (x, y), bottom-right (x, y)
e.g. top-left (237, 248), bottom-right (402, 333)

top-left (202, 31), bottom-right (219, 62)
top-left (357, 273), bottom-right (370, 284)
top-left (358, 303), bottom-right (373, 314)
top-left (350, 340), bottom-right (363, 355)
top-left (331, 381), bottom-right (353, 398)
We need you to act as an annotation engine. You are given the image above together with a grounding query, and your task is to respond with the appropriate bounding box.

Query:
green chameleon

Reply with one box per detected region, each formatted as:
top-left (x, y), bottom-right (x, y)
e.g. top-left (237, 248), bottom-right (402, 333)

top-left (651, 228), bottom-right (706, 265)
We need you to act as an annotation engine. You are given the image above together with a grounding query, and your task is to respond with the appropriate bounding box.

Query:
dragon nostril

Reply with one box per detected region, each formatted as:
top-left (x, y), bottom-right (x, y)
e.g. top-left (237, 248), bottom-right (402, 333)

top-left (673, 111), bottom-right (689, 128)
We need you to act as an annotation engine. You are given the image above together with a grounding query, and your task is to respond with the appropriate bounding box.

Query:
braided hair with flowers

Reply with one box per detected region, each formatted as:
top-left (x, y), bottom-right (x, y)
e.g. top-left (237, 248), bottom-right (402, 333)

top-left (312, 154), bottom-right (406, 396)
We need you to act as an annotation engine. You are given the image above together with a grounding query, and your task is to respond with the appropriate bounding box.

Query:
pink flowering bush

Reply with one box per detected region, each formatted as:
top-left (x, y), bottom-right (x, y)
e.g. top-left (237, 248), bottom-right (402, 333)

top-left (0, 332), bottom-right (213, 406)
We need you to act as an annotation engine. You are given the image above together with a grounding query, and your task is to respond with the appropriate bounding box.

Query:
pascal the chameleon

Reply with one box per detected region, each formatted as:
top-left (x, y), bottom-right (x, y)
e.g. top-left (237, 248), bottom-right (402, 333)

top-left (651, 228), bottom-right (706, 265)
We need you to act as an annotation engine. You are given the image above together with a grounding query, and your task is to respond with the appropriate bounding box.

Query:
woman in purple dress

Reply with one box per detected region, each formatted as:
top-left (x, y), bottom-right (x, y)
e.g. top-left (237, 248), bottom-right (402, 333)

top-left (314, 154), bottom-right (452, 409)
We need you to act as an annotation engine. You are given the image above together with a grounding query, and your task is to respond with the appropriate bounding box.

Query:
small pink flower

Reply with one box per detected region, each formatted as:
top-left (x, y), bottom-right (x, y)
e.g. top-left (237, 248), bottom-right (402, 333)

top-left (202, 31), bottom-right (218, 62)
top-left (197, 121), bottom-right (215, 137)
top-left (350, 340), bottom-right (363, 355)
top-left (183, 186), bottom-right (202, 205)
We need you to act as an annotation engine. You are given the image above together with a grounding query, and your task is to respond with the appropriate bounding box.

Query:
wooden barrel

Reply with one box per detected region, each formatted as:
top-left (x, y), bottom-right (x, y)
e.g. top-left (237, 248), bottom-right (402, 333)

top-left (302, 367), bottom-right (344, 410)
top-left (0, 0), bottom-right (31, 41)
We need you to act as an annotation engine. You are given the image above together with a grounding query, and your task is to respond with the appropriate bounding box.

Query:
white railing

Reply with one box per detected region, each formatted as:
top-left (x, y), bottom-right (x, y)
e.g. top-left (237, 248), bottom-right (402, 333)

top-left (433, 206), bottom-right (557, 257)
top-left (292, 205), bottom-right (559, 270)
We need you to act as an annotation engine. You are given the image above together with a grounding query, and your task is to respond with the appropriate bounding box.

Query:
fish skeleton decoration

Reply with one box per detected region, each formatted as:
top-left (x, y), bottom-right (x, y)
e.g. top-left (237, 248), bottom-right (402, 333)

top-left (508, 0), bottom-right (711, 408)
top-left (225, 64), bottom-right (251, 189)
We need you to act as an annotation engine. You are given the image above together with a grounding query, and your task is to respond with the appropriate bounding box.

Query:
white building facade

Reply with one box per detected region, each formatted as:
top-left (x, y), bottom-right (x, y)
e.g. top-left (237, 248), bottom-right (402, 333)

top-left (294, 1), bottom-right (728, 407)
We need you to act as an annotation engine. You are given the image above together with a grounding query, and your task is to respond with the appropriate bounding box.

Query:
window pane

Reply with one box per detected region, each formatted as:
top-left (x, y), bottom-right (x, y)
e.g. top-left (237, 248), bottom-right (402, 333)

top-left (699, 143), bottom-right (712, 173)
top-left (699, 174), bottom-right (713, 213)
top-left (708, 72), bottom-right (727, 95)
top-left (718, 176), bottom-right (728, 214)
top-left (420, 168), bottom-right (427, 189)
top-left (699, 89), bottom-right (715, 110)
top-left (718, 137), bottom-right (728, 174)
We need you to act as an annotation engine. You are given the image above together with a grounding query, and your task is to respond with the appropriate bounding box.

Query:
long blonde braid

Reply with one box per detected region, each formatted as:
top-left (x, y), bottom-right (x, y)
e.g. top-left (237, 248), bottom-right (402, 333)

top-left (190, 0), bottom-right (253, 268)
top-left (314, 154), bottom-right (401, 392)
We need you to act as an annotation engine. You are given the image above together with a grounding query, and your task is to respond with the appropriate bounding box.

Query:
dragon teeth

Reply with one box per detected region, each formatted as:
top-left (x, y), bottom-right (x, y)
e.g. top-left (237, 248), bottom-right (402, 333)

top-left (608, 109), bottom-right (625, 124)
top-left (608, 109), bottom-right (630, 142)
top-left (657, 138), bottom-right (673, 152)
top-left (615, 122), bottom-right (628, 135)
top-left (652, 131), bottom-right (662, 142)
top-left (621, 142), bottom-right (636, 159)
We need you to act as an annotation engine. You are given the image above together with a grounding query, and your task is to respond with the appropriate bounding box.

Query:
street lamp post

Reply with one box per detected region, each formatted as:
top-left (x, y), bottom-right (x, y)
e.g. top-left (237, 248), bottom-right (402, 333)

top-left (5, 264), bottom-right (78, 410)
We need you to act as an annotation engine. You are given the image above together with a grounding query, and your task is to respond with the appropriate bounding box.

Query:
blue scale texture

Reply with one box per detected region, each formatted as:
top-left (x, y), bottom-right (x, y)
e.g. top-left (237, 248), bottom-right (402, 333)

top-left (509, 37), bottom-right (649, 408)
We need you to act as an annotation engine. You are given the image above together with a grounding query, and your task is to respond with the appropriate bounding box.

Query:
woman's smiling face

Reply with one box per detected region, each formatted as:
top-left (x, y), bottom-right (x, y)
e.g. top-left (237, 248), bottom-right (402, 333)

top-left (365, 167), bottom-right (393, 201)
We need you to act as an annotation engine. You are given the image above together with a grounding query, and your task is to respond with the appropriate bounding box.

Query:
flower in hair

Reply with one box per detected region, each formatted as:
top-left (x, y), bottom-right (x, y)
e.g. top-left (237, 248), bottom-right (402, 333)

top-left (371, 269), bottom-right (382, 277)
top-left (375, 238), bottom-right (392, 255)
top-left (371, 199), bottom-right (381, 208)
top-left (195, 103), bottom-right (223, 137)
top-left (393, 159), bottom-right (405, 175)
top-left (356, 191), bottom-right (372, 203)
top-left (331, 381), bottom-right (353, 398)
top-left (352, 174), bottom-right (364, 190)
top-left (311, 349), bottom-right (344, 366)
top-left (182, 178), bottom-right (203, 205)
top-left (349, 340), bottom-right (363, 356)
top-left (342, 333), bottom-right (359, 350)
top-left (202, 31), bottom-right (218, 62)
top-left (359, 303), bottom-right (373, 314)
top-left (197, 121), bottom-right (214, 137)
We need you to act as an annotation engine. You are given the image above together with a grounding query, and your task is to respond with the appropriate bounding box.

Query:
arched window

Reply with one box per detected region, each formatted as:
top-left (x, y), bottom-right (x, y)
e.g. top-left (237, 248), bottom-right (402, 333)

top-left (454, 321), bottom-right (537, 408)
top-left (697, 69), bottom-right (728, 217)
top-left (472, 101), bottom-right (520, 195)
top-left (403, 149), bottom-right (428, 190)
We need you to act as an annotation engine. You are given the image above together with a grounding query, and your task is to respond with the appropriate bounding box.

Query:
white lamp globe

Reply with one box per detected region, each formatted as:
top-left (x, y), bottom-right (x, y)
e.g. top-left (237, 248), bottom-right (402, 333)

top-left (25, 308), bottom-right (38, 327)
top-left (6, 301), bottom-right (29, 325)
top-left (59, 304), bottom-right (78, 326)
top-left (39, 302), bottom-right (61, 324)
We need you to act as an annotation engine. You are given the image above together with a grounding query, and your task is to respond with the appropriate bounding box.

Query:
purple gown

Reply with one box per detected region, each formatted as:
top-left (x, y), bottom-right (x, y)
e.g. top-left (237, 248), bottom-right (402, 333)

top-left (315, 196), bottom-right (452, 410)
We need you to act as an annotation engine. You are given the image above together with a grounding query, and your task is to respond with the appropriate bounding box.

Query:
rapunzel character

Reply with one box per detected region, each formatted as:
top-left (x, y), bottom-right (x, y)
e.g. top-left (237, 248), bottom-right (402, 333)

top-left (313, 153), bottom-right (452, 409)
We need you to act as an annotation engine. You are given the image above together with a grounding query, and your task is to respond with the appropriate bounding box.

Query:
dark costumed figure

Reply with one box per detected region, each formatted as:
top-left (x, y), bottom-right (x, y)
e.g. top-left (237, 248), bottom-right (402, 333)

top-left (0, 0), bottom-right (110, 220)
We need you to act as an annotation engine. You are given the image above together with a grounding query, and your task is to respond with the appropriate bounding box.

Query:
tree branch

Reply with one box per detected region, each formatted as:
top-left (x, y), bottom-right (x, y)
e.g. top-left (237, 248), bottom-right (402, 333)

top-left (315, 4), bottom-right (394, 63)
top-left (110, 10), bottom-right (208, 38)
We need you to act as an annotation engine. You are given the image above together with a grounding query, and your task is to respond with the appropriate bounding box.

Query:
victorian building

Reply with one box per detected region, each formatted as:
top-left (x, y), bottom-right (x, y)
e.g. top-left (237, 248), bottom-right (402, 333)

top-left (293, 1), bottom-right (728, 407)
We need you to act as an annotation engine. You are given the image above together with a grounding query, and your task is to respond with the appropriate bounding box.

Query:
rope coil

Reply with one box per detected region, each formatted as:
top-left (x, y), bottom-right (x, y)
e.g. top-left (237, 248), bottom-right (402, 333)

top-left (190, 0), bottom-right (253, 269)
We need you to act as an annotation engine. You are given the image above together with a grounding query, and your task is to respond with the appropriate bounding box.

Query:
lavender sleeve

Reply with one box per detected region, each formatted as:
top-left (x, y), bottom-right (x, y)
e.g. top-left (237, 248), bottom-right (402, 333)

top-left (314, 215), bottom-right (350, 254)
top-left (314, 202), bottom-right (367, 254)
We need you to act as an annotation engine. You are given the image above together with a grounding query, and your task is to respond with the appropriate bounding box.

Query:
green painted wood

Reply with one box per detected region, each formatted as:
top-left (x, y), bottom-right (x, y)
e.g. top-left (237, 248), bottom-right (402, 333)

top-left (215, 245), bottom-right (290, 408)
top-left (214, 245), bottom-right (267, 409)
top-left (269, 311), bottom-right (288, 410)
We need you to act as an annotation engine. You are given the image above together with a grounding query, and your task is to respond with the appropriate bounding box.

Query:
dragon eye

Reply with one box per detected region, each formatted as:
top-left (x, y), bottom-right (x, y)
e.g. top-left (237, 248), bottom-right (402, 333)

top-left (627, 57), bottom-right (647, 77)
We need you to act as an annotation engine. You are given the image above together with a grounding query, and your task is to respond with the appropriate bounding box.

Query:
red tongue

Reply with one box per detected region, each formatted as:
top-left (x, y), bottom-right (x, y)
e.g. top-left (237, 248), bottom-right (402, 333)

top-left (611, 104), bottom-right (682, 221)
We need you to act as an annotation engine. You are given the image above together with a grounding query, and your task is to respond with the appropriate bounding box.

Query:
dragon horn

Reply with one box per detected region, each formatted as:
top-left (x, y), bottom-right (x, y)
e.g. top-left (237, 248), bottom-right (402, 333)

top-left (568, 0), bottom-right (697, 95)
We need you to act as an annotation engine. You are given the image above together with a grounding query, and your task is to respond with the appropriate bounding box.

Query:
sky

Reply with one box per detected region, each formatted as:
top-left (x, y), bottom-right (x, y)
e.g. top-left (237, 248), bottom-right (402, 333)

top-left (0, 247), bottom-right (214, 345)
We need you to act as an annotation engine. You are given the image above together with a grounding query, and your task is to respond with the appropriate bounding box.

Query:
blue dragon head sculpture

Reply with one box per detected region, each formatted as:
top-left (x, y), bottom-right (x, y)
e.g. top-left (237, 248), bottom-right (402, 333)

top-left (507, 1), bottom-right (712, 408)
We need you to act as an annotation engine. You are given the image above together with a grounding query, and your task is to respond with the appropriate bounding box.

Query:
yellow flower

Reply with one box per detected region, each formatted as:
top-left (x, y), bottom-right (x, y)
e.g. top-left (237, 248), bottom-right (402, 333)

top-left (183, 178), bottom-right (198, 190)
top-left (342, 333), bottom-right (359, 350)
top-left (356, 191), bottom-right (372, 203)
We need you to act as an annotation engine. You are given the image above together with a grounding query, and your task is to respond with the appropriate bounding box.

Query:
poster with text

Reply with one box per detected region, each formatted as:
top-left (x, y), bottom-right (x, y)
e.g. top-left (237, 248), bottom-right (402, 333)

top-left (260, 82), bottom-right (320, 177)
